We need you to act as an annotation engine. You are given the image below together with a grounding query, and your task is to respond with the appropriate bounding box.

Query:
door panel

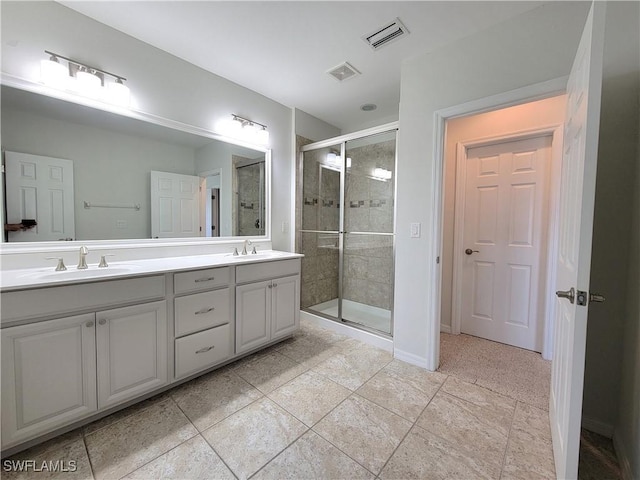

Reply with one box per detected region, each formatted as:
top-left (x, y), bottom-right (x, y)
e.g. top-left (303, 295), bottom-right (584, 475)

top-left (5, 151), bottom-right (75, 242)
top-left (550, 3), bottom-right (606, 478)
top-left (460, 135), bottom-right (551, 351)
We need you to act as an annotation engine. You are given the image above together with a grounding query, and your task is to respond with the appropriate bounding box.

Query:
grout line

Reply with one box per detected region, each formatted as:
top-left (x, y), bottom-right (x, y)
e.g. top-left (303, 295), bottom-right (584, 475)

top-left (246, 427), bottom-right (310, 479)
top-left (200, 432), bottom-right (240, 480)
top-left (499, 400), bottom-right (520, 479)
top-left (81, 435), bottom-right (96, 480)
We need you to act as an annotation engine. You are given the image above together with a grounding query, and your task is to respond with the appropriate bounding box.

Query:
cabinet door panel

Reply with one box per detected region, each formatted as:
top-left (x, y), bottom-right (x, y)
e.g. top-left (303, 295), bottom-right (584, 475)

top-left (1, 314), bottom-right (97, 448)
top-left (96, 301), bottom-right (167, 409)
top-left (271, 275), bottom-right (300, 340)
top-left (236, 280), bottom-right (271, 354)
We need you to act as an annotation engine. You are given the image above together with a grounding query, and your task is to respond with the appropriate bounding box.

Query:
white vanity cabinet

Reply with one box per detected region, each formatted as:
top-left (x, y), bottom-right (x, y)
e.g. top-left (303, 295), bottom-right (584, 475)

top-left (1, 313), bottom-right (98, 448)
top-left (173, 267), bottom-right (234, 379)
top-left (236, 259), bottom-right (300, 354)
top-left (96, 301), bottom-right (167, 409)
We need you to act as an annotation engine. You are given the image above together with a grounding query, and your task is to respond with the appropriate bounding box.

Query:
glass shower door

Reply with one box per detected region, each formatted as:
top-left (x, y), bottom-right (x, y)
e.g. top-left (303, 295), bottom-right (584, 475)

top-left (342, 131), bottom-right (396, 334)
top-left (299, 144), bottom-right (343, 319)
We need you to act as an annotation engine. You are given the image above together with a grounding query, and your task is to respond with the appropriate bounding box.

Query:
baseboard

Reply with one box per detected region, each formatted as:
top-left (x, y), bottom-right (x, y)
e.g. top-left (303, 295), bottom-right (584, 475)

top-left (440, 324), bottom-right (452, 334)
top-left (613, 430), bottom-right (635, 480)
top-left (393, 348), bottom-right (435, 371)
top-left (300, 311), bottom-right (393, 352)
top-left (581, 416), bottom-right (614, 438)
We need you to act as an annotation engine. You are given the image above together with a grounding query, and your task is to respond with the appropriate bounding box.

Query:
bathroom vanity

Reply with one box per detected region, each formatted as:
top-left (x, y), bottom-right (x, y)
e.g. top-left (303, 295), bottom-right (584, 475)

top-left (0, 250), bottom-right (301, 453)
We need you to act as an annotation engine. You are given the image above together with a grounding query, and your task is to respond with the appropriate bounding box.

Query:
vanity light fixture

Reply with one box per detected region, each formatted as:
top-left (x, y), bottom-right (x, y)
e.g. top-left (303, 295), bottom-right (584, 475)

top-left (40, 50), bottom-right (130, 107)
top-left (325, 151), bottom-right (351, 169)
top-left (220, 114), bottom-right (269, 146)
top-left (372, 167), bottom-right (392, 181)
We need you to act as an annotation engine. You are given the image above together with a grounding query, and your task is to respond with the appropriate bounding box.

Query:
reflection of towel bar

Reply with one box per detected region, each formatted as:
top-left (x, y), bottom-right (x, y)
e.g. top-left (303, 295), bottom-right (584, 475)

top-left (84, 201), bottom-right (141, 211)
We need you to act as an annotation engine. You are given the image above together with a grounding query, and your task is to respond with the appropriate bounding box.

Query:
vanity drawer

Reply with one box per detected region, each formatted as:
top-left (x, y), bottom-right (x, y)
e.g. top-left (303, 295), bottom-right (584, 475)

top-left (174, 288), bottom-right (230, 337)
top-left (174, 267), bottom-right (230, 295)
top-left (235, 259), bottom-right (301, 284)
top-left (175, 324), bottom-right (231, 378)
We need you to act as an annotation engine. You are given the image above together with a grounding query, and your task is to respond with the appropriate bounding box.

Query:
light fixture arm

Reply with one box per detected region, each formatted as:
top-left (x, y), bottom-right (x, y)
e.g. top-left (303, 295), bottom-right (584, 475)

top-left (232, 114), bottom-right (267, 130)
top-left (44, 50), bottom-right (126, 83)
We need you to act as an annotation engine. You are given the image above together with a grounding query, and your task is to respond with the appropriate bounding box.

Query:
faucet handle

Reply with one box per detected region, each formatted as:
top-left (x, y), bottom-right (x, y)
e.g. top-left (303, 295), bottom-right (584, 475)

top-left (233, 247), bottom-right (239, 256)
top-left (251, 245), bottom-right (257, 254)
top-left (45, 257), bottom-right (67, 271)
top-left (98, 254), bottom-right (115, 268)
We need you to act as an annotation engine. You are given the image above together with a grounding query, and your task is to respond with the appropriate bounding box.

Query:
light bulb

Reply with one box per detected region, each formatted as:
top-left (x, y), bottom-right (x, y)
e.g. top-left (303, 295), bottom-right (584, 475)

top-left (327, 152), bottom-right (337, 164)
top-left (76, 68), bottom-right (101, 98)
top-left (256, 127), bottom-right (269, 145)
top-left (107, 79), bottom-right (130, 107)
top-left (40, 56), bottom-right (68, 89)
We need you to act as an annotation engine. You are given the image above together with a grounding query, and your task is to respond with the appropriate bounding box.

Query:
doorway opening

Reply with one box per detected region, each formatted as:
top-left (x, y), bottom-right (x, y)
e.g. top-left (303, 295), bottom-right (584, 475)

top-left (440, 95), bottom-right (566, 361)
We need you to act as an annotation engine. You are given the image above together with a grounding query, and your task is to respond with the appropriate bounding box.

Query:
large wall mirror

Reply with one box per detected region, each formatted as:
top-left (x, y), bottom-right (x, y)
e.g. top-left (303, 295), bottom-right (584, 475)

top-left (1, 84), bottom-right (270, 245)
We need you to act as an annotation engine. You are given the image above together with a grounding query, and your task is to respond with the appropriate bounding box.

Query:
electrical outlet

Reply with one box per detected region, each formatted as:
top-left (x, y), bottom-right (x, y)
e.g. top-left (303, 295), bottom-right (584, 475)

top-left (282, 221), bottom-right (289, 233)
top-left (116, 220), bottom-right (127, 229)
top-left (410, 222), bottom-right (421, 238)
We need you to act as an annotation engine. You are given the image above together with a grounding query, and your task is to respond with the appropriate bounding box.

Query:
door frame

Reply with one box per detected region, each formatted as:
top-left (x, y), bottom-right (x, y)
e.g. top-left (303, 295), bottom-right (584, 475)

top-left (450, 125), bottom-right (563, 359)
top-left (425, 76), bottom-right (569, 371)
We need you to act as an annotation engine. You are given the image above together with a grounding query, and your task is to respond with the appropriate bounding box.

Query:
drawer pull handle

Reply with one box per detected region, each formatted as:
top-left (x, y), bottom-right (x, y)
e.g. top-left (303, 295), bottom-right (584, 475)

top-left (195, 307), bottom-right (215, 315)
top-left (196, 345), bottom-right (215, 354)
top-left (195, 277), bottom-right (216, 283)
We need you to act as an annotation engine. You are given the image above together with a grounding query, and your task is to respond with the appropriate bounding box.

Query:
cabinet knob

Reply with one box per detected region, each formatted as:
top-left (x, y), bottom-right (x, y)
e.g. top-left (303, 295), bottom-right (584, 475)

top-left (98, 319), bottom-right (107, 325)
top-left (273, 283), bottom-right (277, 288)
top-left (86, 321), bottom-right (94, 328)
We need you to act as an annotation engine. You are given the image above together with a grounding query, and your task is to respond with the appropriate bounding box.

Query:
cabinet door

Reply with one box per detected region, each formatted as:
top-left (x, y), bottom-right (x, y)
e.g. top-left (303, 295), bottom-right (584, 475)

top-left (1, 314), bottom-right (97, 448)
top-left (236, 280), bottom-right (271, 354)
top-left (96, 301), bottom-right (167, 409)
top-left (271, 275), bottom-right (300, 340)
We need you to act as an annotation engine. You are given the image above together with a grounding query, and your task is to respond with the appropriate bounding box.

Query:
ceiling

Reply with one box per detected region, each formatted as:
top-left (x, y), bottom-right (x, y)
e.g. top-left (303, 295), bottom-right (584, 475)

top-left (58, 1), bottom-right (545, 132)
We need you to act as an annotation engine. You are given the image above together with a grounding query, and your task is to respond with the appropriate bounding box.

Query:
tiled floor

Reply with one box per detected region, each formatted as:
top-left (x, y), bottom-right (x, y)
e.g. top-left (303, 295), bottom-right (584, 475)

top-left (4, 320), bottom-right (556, 479)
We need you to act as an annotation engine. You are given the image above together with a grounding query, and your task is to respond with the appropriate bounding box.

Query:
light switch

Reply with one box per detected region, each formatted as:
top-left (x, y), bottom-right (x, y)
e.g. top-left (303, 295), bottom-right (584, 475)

top-left (282, 221), bottom-right (289, 233)
top-left (410, 222), bottom-right (421, 238)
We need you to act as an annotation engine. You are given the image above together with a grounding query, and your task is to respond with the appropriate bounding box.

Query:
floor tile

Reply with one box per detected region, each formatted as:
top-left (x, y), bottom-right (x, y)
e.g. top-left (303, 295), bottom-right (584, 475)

top-left (201, 397), bottom-right (307, 479)
top-left (170, 369), bottom-right (262, 431)
top-left (312, 343), bottom-right (392, 390)
top-left (416, 391), bottom-right (512, 467)
top-left (356, 361), bottom-right (444, 422)
top-left (123, 435), bottom-right (234, 480)
top-left (252, 430), bottom-right (374, 480)
top-left (313, 394), bottom-right (411, 474)
top-left (578, 429), bottom-right (622, 480)
top-left (442, 376), bottom-right (516, 431)
top-left (232, 350), bottom-right (309, 394)
top-left (84, 397), bottom-right (198, 480)
top-left (2, 436), bottom-right (93, 480)
top-left (502, 426), bottom-right (555, 479)
top-left (275, 334), bottom-right (344, 369)
top-left (379, 425), bottom-right (501, 480)
top-left (268, 370), bottom-right (351, 426)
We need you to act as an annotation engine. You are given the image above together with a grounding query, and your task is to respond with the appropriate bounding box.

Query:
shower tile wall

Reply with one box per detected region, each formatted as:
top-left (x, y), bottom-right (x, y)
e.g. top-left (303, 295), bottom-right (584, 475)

top-left (300, 146), bottom-right (341, 308)
top-left (343, 140), bottom-right (395, 311)
top-left (234, 156), bottom-right (263, 236)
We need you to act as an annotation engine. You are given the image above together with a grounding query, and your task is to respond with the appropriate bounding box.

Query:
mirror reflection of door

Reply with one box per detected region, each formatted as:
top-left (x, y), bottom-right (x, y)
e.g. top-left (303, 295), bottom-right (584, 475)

top-left (4, 151), bottom-right (75, 242)
top-left (150, 171), bottom-right (200, 238)
top-left (233, 158), bottom-right (265, 236)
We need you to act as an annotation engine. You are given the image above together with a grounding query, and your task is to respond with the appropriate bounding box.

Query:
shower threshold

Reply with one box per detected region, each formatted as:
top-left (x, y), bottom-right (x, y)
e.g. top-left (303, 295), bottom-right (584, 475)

top-left (307, 298), bottom-right (391, 335)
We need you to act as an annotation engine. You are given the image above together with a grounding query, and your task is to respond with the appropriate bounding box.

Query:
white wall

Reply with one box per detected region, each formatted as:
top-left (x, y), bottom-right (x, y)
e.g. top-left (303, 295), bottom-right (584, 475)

top-left (440, 96), bottom-right (566, 333)
top-left (395, 2), bottom-right (590, 367)
top-left (1, 1), bottom-right (293, 249)
top-left (294, 108), bottom-right (341, 142)
top-left (2, 107), bottom-right (197, 240)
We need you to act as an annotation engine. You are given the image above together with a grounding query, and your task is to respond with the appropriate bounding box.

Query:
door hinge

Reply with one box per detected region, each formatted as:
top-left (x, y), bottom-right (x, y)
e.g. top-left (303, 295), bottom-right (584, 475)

top-left (199, 226), bottom-right (202, 232)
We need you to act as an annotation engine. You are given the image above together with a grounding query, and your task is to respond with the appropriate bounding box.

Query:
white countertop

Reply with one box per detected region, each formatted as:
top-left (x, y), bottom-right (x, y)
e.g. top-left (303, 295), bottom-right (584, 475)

top-left (0, 250), bottom-right (303, 292)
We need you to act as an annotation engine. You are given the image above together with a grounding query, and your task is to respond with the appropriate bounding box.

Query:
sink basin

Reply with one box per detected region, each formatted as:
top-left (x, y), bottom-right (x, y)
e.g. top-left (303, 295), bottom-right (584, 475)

top-left (226, 251), bottom-right (287, 261)
top-left (17, 265), bottom-right (141, 281)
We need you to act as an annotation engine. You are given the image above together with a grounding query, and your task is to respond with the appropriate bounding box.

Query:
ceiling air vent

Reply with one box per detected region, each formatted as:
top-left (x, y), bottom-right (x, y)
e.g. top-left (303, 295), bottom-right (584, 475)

top-left (363, 17), bottom-right (409, 51)
top-left (326, 61), bottom-right (361, 82)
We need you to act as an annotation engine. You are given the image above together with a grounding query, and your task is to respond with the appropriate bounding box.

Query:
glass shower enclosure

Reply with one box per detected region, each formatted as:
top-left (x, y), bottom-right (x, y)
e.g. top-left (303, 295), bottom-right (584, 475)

top-left (298, 127), bottom-right (396, 335)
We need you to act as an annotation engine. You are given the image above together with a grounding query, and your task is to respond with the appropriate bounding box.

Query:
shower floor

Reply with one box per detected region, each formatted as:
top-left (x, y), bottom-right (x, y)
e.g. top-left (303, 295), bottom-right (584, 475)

top-left (307, 298), bottom-right (392, 334)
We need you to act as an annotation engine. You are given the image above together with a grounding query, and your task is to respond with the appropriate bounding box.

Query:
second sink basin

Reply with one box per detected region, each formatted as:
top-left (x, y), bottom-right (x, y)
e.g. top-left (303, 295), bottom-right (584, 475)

top-left (18, 265), bottom-right (141, 281)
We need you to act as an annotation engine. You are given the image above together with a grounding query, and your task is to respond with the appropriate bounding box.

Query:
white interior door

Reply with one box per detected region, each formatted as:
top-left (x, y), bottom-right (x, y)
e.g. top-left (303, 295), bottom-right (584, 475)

top-left (550, 3), bottom-right (606, 479)
top-left (458, 135), bottom-right (551, 351)
top-left (5, 151), bottom-right (75, 242)
top-left (150, 171), bottom-right (201, 238)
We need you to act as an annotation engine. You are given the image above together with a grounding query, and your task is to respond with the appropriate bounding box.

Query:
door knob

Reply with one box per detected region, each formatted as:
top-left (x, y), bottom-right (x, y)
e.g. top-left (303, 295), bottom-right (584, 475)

top-left (465, 248), bottom-right (479, 255)
top-left (556, 287), bottom-right (575, 304)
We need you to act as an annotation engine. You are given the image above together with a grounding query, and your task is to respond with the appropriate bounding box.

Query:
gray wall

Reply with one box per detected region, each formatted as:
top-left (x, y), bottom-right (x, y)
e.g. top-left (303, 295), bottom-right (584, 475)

top-left (1, 0), bottom-right (293, 249)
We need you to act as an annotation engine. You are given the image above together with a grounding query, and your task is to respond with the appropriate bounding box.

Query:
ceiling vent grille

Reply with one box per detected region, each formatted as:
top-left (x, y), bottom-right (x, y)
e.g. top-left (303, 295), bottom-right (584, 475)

top-left (326, 61), bottom-right (361, 82)
top-left (363, 18), bottom-right (409, 50)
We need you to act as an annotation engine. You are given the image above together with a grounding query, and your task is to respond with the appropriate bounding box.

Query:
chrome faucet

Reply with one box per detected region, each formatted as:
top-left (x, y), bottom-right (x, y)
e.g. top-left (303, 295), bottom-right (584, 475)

top-left (77, 246), bottom-right (89, 269)
top-left (241, 239), bottom-right (252, 255)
